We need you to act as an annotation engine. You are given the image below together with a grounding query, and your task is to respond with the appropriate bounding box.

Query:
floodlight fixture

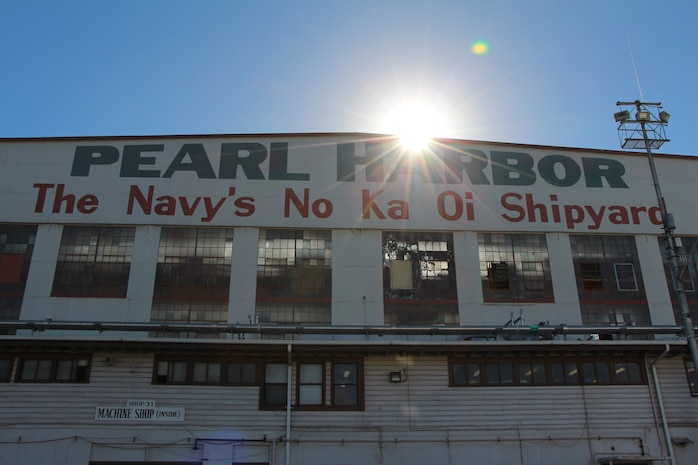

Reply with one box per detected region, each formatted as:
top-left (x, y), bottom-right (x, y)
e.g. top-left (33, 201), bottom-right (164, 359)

top-left (614, 110), bottom-right (630, 122)
top-left (659, 111), bottom-right (670, 123)
top-left (636, 110), bottom-right (651, 121)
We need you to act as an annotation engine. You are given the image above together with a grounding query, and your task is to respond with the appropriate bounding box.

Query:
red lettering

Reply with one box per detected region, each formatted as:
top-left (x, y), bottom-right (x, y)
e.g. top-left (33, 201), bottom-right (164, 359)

top-left (500, 193), bottom-right (525, 222)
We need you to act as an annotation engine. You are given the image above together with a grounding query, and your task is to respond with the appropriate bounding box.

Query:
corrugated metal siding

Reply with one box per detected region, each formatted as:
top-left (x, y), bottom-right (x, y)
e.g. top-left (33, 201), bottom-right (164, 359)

top-left (655, 356), bottom-right (698, 426)
top-left (0, 351), bottom-right (686, 434)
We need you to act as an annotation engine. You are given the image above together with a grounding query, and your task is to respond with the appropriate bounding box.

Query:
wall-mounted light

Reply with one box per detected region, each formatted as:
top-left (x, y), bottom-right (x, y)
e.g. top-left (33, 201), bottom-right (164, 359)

top-left (389, 369), bottom-right (406, 383)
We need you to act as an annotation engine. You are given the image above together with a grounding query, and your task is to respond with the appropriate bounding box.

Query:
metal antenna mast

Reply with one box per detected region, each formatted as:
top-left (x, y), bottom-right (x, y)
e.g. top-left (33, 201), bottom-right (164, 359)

top-left (614, 101), bottom-right (698, 374)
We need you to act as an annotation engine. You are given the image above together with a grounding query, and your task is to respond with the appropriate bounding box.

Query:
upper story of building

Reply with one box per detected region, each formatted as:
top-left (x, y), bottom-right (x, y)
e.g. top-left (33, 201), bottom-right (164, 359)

top-left (1, 133), bottom-right (698, 340)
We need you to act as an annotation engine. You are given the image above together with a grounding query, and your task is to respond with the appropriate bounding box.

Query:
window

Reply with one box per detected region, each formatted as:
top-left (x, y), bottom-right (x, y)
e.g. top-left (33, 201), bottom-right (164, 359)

top-left (333, 363), bottom-right (359, 406)
top-left (298, 363), bottom-right (324, 405)
top-left (262, 360), bottom-right (363, 410)
top-left (263, 363), bottom-right (288, 407)
top-left (478, 233), bottom-right (553, 303)
top-left (570, 235), bottom-right (651, 329)
top-left (151, 228), bottom-right (233, 337)
top-left (382, 231), bottom-right (458, 325)
top-left (487, 262), bottom-right (510, 289)
top-left (0, 225), bottom-right (37, 330)
top-left (17, 355), bottom-right (91, 383)
top-left (450, 356), bottom-right (644, 387)
top-left (580, 262), bottom-right (603, 290)
top-left (256, 229), bottom-right (331, 324)
top-left (0, 357), bottom-right (13, 382)
top-left (154, 357), bottom-right (256, 385)
top-left (614, 263), bottom-right (638, 291)
top-left (52, 226), bottom-right (134, 297)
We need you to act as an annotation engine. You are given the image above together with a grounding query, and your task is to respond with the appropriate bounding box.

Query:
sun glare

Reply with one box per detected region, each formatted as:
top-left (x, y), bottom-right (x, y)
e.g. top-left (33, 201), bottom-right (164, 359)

top-left (383, 103), bottom-right (447, 152)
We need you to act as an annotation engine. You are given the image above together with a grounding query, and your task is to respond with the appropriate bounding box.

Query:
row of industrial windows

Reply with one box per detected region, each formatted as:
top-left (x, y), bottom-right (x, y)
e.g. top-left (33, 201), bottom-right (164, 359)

top-left (2, 225), bottom-right (698, 327)
top-left (450, 358), bottom-right (645, 386)
top-left (5, 354), bottom-right (686, 397)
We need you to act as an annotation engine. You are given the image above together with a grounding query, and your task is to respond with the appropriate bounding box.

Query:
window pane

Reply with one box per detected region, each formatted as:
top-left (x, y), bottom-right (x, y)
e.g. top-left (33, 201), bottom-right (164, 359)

top-left (615, 263), bottom-right (638, 291)
top-left (20, 360), bottom-right (37, 380)
top-left (583, 362), bottom-right (597, 384)
top-left (596, 362), bottom-right (611, 383)
top-left (565, 363), bottom-right (579, 384)
top-left (265, 385), bottom-right (287, 405)
top-left (299, 385), bottom-right (323, 405)
top-left (466, 364), bottom-right (481, 384)
top-left (228, 363), bottom-right (242, 383)
top-left (531, 363), bottom-right (547, 384)
top-left (266, 363), bottom-right (288, 383)
top-left (55, 360), bottom-right (74, 380)
top-left (334, 385), bottom-right (358, 405)
top-left (170, 361), bottom-right (187, 383)
top-left (519, 363), bottom-right (533, 384)
top-left (334, 364), bottom-right (357, 384)
top-left (551, 363), bottom-right (564, 384)
top-left (241, 363), bottom-right (256, 384)
top-left (452, 364), bottom-right (466, 385)
top-left (486, 363), bottom-right (499, 384)
top-left (615, 362), bottom-right (630, 383)
top-left (626, 362), bottom-right (642, 383)
top-left (192, 362), bottom-right (207, 382)
top-left (0, 359), bottom-right (11, 382)
top-left (36, 360), bottom-right (52, 380)
top-left (500, 363), bottom-right (514, 384)
top-left (300, 364), bottom-right (323, 383)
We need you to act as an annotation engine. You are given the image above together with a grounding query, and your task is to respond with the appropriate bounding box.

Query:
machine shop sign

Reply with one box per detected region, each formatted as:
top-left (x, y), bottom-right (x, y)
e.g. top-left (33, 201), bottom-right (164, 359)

top-left (94, 399), bottom-right (184, 422)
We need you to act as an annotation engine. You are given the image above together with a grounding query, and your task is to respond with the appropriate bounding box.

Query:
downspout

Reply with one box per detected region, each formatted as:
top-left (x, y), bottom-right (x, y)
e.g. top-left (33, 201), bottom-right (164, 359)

top-left (285, 343), bottom-right (292, 465)
top-left (650, 344), bottom-right (675, 465)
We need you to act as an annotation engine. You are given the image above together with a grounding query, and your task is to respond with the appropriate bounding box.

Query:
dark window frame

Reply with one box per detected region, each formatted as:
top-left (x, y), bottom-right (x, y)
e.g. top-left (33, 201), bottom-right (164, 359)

top-left (261, 359), bottom-right (364, 411)
top-left (614, 263), bottom-right (638, 291)
top-left (16, 354), bottom-right (91, 383)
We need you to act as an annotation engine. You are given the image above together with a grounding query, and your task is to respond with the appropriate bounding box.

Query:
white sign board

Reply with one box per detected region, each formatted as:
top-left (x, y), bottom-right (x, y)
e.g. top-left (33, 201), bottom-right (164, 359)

top-left (94, 400), bottom-right (184, 422)
top-left (1, 135), bottom-right (696, 234)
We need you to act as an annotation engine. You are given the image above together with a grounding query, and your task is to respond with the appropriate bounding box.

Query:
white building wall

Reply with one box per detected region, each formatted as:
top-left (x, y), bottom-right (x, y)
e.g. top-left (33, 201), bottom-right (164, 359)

top-left (332, 229), bottom-right (384, 326)
top-left (228, 226), bottom-right (260, 325)
top-left (636, 233), bottom-right (677, 326)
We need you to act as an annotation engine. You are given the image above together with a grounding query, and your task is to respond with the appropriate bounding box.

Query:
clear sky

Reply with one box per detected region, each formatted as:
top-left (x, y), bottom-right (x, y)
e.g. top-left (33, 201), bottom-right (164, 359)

top-left (1, 1), bottom-right (696, 155)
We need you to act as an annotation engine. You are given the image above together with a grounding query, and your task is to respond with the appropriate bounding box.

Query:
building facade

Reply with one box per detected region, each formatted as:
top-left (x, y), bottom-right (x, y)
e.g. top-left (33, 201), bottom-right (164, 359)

top-left (1, 133), bottom-right (698, 464)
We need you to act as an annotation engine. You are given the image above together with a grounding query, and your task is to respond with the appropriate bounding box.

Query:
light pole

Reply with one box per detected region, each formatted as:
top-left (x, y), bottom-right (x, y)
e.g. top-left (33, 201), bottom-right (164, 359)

top-left (615, 100), bottom-right (698, 373)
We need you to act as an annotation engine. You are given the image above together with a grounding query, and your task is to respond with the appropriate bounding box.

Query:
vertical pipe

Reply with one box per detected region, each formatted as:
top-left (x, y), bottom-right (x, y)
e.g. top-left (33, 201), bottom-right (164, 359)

top-left (285, 343), bottom-right (292, 465)
top-left (650, 345), bottom-right (676, 465)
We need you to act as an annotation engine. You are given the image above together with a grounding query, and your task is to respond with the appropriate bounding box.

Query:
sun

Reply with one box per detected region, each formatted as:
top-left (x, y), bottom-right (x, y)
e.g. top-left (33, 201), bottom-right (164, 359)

top-left (382, 103), bottom-right (447, 152)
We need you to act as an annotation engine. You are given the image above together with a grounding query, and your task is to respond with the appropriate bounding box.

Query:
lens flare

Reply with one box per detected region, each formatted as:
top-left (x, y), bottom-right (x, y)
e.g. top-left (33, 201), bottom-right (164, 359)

top-left (383, 103), bottom-right (446, 152)
top-left (471, 40), bottom-right (489, 55)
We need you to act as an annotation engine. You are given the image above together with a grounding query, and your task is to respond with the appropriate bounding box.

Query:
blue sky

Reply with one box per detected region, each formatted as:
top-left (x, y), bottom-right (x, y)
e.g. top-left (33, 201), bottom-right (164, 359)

top-left (1, 1), bottom-right (696, 155)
